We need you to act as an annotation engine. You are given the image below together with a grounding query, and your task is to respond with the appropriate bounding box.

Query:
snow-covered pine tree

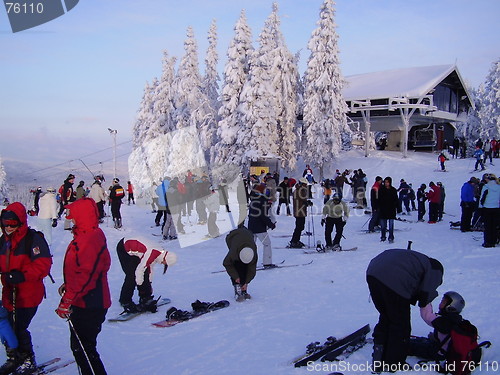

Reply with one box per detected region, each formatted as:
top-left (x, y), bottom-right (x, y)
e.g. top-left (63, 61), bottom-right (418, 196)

top-left (170, 27), bottom-right (210, 178)
top-left (173, 26), bottom-right (205, 130)
top-left (151, 51), bottom-right (177, 137)
top-left (213, 10), bottom-right (253, 169)
top-left (132, 80), bottom-right (156, 148)
top-left (266, 3), bottom-right (300, 171)
top-left (201, 19), bottom-right (221, 161)
top-left (478, 58), bottom-right (500, 139)
top-left (0, 155), bottom-right (8, 202)
top-left (456, 86), bottom-right (482, 156)
top-left (237, 4), bottom-right (282, 167)
top-left (302, 0), bottom-right (348, 179)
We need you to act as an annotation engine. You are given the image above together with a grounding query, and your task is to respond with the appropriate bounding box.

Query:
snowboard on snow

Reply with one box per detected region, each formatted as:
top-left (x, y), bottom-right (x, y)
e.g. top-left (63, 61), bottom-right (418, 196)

top-left (108, 298), bottom-right (171, 322)
top-left (152, 300), bottom-right (230, 327)
top-left (292, 324), bottom-right (371, 367)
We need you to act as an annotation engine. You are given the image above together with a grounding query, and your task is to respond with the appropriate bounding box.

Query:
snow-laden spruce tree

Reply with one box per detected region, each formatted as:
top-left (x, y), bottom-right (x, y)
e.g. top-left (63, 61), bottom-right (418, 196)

top-left (265, 3), bottom-right (300, 171)
top-left (302, 0), bottom-right (348, 179)
top-left (455, 86), bottom-right (482, 156)
top-left (478, 58), bottom-right (500, 139)
top-left (213, 10), bottom-right (253, 168)
top-left (237, 4), bottom-right (283, 167)
top-left (171, 27), bottom-right (211, 177)
top-left (201, 19), bottom-right (221, 160)
top-left (0, 155), bottom-right (8, 203)
top-left (132, 80), bottom-right (157, 148)
top-left (151, 51), bottom-right (177, 138)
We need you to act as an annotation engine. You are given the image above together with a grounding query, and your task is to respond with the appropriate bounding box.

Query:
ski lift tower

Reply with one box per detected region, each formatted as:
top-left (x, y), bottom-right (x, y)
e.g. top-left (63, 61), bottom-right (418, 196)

top-left (107, 128), bottom-right (117, 178)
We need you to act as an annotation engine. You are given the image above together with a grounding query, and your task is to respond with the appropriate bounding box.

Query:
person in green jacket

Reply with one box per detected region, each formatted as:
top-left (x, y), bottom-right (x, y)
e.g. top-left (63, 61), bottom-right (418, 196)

top-left (321, 195), bottom-right (349, 250)
top-left (223, 226), bottom-right (258, 302)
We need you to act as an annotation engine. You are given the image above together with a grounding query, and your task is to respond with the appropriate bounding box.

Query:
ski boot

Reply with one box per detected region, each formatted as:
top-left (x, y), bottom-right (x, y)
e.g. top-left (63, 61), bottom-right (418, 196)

top-left (139, 297), bottom-right (158, 313)
top-left (117, 218), bottom-right (122, 228)
top-left (113, 219), bottom-right (119, 229)
top-left (14, 352), bottom-right (36, 375)
top-left (241, 291), bottom-right (252, 300)
top-left (332, 244), bottom-right (341, 251)
top-left (0, 348), bottom-right (20, 375)
top-left (121, 302), bottom-right (139, 314)
top-left (288, 241), bottom-right (304, 249)
top-left (234, 284), bottom-right (245, 302)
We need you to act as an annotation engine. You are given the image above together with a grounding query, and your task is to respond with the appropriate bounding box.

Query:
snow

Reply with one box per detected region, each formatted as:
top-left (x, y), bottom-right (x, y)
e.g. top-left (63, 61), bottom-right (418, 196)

top-left (343, 65), bottom-right (456, 101)
top-left (4, 150), bottom-right (500, 375)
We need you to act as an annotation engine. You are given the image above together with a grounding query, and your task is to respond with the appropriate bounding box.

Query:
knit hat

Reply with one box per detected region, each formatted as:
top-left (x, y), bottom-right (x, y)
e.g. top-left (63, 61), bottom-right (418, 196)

top-left (67, 174), bottom-right (75, 180)
top-left (239, 247), bottom-right (254, 264)
top-left (46, 187), bottom-right (56, 193)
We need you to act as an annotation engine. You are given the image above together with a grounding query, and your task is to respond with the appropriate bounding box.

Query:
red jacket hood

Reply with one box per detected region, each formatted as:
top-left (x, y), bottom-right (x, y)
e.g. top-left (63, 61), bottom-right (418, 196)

top-left (65, 198), bottom-right (99, 233)
top-left (1, 202), bottom-right (28, 247)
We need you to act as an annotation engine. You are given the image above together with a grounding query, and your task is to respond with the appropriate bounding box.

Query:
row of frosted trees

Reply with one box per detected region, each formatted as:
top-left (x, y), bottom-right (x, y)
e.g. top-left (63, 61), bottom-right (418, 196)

top-left (129, 0), bottom-right (349, 189)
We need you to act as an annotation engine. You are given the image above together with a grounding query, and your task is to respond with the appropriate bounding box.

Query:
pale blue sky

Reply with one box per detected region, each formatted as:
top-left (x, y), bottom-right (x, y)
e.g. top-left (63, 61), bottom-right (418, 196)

top-left (1, 0), bottom-right (499, 181)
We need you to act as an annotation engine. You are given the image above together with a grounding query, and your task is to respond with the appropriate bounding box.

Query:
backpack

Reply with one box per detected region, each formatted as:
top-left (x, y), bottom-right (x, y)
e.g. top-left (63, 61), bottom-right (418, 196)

top-left (440, 320), bottom-right (491, 375)
top-left (58, 184), bottom-right (64, 195)
top-left (114, 187), bottom-right (125, 198)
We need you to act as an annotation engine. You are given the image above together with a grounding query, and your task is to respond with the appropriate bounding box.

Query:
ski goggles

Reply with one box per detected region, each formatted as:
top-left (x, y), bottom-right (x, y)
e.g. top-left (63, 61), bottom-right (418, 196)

top-left (1, 219), bottom-right (20, 228)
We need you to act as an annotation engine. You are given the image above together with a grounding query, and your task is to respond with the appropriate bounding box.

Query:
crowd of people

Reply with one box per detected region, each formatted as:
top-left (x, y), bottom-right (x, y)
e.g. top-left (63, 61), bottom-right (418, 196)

top-left (0, 153), bottom-right (498, 374)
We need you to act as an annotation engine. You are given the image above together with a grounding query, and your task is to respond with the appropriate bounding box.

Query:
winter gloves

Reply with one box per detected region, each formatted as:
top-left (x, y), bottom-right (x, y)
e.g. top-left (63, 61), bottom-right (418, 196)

top-left (56, 298), bottom-right (73, 319)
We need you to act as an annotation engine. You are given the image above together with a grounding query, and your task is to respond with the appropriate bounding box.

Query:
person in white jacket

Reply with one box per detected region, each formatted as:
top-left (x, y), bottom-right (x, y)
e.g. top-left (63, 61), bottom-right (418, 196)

top-left (37, 187), bottom-right (58, 245)
top-left (205, 187), bottom-right (220, 238)
top-left (88, 179), bottom-right (107, 222)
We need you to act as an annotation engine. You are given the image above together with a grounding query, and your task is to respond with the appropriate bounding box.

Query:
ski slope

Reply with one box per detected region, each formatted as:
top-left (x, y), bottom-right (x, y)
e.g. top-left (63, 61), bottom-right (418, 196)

top-left (4, 149), bottom-right (499, 375)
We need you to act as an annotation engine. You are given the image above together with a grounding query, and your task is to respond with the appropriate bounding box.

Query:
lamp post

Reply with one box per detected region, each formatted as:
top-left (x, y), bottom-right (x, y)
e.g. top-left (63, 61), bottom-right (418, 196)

top-left (107, 128), bottom-right (117, 179)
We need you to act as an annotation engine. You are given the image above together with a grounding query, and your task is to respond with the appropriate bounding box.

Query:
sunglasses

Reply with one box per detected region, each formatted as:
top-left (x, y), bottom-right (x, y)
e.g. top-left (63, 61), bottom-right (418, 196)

top-left (2, 219), bottom-right (20, 228)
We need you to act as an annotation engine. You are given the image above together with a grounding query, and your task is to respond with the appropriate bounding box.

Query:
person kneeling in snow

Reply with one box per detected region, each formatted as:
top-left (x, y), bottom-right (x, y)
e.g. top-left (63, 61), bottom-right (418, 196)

top-left (116, 238), bottom-right (177, 313)
top-left (408, 291), bottom-right (465, 361)
top-left (223, 226), bottom-right (258, 302)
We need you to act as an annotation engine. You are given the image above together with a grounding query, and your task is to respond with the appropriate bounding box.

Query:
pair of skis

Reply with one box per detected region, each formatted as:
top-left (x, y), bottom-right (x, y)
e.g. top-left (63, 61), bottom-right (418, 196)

top-left (292, 324), bottom-right (371, 367)
top-left (33, 358), bottom-right (75, 374)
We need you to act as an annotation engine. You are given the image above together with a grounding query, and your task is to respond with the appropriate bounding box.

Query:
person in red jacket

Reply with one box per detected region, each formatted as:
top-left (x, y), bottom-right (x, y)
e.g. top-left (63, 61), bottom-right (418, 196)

top-left (426, 182), bottom-right (441, 223)
top-left (116, 237), bottom-right (177, 313)
top-left (0, 202), bottom-right (52, 374)
top-left (56, 197), bottom-right (111, 375)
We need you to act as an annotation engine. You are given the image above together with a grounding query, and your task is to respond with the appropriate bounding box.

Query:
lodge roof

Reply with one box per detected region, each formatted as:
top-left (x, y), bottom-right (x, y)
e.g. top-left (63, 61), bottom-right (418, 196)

top-left (343, 64), bottom-right (472, 106)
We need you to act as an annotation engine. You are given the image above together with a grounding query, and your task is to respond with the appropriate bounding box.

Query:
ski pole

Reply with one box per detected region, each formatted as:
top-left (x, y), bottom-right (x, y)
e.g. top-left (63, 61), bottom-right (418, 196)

top-left (310, 206), bottom-right (316, 245)
top-left (67, 318), bottom-right (97, 375)
top-left (361, 216), bottom-right (371, 229)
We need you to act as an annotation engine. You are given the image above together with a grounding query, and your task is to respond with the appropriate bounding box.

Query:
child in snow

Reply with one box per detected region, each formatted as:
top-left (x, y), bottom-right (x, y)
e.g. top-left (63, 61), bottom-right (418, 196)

top-left (116, 238), bottom-right (177, 313)
top-left (408, 291), bottom-right (465, 361)
top-left (223, 226), bottom-right (258, 302)
top-left (438, 152), bottom-right (447, 171)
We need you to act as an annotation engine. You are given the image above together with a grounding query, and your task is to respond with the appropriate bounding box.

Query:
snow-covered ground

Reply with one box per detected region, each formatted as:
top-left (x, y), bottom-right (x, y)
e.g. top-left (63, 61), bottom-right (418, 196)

top-left (3, 150), bottom-right (499, 375)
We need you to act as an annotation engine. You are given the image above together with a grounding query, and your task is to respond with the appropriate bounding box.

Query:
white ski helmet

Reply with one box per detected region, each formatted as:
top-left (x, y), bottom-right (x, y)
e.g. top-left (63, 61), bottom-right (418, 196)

top-left (443, 291), bottom-right (465, 313)
top-left (239, 247), bottom-right (254, 264)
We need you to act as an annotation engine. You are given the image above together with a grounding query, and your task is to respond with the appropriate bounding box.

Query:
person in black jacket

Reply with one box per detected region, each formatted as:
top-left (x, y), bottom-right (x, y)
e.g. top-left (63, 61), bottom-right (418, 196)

top-left (368, 176), bottom-right (383, 232)
top-left (417, 184), bottom-right (427, 222)
top-left (109, 178), bottom-right (125, 228)
top-left (276, 177), bottom-right (291, 216)
top-left (366, 249), bottom-right (444, 372)
top-left (378, 177), bottom-right (399, 243)
top-left (247, 184), bottom-right (275, 268)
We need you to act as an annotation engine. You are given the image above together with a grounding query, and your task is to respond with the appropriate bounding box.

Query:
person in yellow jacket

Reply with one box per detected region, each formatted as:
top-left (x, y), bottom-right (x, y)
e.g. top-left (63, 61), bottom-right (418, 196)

top-left (321, 195), bottom-right (349, 250)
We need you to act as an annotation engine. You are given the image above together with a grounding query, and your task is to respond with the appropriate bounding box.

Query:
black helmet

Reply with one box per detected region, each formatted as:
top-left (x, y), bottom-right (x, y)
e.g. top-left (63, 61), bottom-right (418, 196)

top-left (443, 291), bottom-right (465, 313)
